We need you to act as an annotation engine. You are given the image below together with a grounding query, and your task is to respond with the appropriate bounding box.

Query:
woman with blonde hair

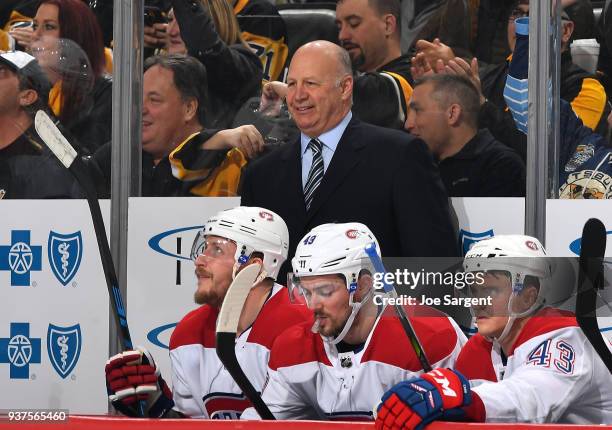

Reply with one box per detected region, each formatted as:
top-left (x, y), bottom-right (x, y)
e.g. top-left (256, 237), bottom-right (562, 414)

top-left (145, 0), bottom-right (262, 129)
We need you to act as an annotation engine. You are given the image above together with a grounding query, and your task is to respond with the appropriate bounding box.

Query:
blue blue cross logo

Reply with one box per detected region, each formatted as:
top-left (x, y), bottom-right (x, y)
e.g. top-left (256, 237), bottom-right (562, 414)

top-left (0, 323), bottom-right (41, 379)
top-left (0, 230), bottom-right (42, 286)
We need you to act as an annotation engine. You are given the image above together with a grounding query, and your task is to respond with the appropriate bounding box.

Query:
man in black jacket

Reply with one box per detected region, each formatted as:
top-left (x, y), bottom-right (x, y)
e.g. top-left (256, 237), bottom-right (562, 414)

top-left (241, 41), bottom-right (458, 278)
top-left (406, 74), bottom-right (525, 197)
top-left (0, 50), bottom-right (80, 199)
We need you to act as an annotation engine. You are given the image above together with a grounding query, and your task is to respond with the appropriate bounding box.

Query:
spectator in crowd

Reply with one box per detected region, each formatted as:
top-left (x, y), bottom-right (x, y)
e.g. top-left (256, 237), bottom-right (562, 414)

top-left (93, 54), bottom-right (265, 197)
top-left (145, 0), bottom-right (287, 82)
top-left (413, 18), bottom-right (612, 199)
top-left (241, 41), bottom-right (458, 278)
top-left (231, 0), bottom-right (288, 82)
top-left (413, 3), bottom-right (609, 161)
top-left (500, 1), bottom-right (607, 133)
top-left (399, 0), bottom-right (472, 60)
top-left (465, 0), bottom-right (594, 65)
top-left (336, 0), bottom-right (414, 129)
top-left (406, 75), bottom-right (525, 197)
top-left (145, 0), bottom-right (262, 129)
top-left (30, 0), bottom-right (112, 155)
top-left (467, 0), bottom-right (516, 65)
top-left (0, 50), bottom-right (80, 199)
top-left (1, 0), bottom-right (39, 51)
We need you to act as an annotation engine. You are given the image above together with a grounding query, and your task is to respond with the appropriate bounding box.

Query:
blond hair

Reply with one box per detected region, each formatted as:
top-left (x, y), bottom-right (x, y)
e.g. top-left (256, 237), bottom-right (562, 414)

top-left (200, 0), bottom-right (245, 47)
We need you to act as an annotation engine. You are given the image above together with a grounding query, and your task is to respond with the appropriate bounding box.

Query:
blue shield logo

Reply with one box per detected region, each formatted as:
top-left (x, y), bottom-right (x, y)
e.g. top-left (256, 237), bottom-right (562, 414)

top-left (47, 324), bottom-right (81, 379)
top-left (48, 231), bottom-right (83, 286)
top-left (459, 229), bottom-right (494, 255)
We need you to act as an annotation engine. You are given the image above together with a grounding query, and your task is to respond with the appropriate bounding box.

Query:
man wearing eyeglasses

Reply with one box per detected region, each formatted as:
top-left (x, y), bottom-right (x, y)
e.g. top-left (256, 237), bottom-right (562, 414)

top-left (242, 222), bottom-right (466, 420)
top-left (105, 206), bottom-right (310, 419)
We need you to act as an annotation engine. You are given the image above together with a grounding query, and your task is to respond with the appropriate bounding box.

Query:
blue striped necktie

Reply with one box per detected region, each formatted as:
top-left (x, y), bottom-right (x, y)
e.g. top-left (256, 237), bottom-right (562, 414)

top-left (304, 138), bottom-right (324, 211)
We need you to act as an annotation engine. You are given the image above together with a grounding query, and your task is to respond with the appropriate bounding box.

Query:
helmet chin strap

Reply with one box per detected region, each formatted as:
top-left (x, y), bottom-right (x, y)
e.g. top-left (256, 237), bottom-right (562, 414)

top-left (489, 293), bottom-right (544, 345)
top-left (317, 288), bottom-right (374, 345)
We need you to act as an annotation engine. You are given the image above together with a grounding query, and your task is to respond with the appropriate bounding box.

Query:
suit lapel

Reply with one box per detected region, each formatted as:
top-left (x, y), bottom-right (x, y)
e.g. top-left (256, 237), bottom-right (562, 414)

top-left (306, 118), bottom-right (365, 222)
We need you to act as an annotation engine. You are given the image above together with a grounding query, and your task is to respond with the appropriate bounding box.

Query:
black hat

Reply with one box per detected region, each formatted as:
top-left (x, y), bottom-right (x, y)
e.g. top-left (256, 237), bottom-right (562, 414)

top-left (0, 51), bottom-right (51, 99)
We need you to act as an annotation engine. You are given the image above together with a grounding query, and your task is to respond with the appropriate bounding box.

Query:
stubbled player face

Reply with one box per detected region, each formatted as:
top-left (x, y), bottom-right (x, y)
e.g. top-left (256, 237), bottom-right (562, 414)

top-left (299, 274), bottom-right (352, 338)
top-left (193, 235), bottom-right (236, 307)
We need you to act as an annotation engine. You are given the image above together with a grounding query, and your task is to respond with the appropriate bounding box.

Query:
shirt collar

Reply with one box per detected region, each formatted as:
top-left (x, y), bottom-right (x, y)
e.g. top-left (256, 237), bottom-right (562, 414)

top-left (301, 111), bottom-right (352, 156)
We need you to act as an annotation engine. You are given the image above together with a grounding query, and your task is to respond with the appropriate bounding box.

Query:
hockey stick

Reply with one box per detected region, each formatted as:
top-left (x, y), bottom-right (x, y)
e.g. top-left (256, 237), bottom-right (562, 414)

top-left (215, 263), bottom-right (275, 420)
top-left (364, 243), bottom-right (432, 372)
top-left (34, 111), bottom-right (146, 415)
top-left (576, 218), bottom-right (612, 374)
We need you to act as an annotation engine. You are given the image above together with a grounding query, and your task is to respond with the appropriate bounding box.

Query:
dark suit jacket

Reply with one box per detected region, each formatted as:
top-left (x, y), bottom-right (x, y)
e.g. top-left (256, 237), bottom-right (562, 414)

top-left (241, 117), bottom-right (458, 278)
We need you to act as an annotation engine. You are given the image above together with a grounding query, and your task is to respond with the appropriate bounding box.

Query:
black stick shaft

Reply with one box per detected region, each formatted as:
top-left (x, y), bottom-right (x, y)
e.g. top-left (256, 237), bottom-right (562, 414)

top-left (216, 332), bottom-right (275, 419)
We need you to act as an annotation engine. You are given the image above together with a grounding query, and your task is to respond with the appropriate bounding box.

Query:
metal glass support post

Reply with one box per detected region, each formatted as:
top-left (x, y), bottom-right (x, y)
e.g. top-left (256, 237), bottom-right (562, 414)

top-left (526, 0), bottom-right (561, 241)
top-left (109, 0), bottom-right (143, 360)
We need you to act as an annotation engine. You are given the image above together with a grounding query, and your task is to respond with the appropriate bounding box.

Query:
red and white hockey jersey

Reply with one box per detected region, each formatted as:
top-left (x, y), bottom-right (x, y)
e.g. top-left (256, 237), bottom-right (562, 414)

top-left (168, 284), bottom-right (311, 419)
top-left (455, 307), bottom-right (612, 424)
top-left (241, 305), bottom-right (467, 420)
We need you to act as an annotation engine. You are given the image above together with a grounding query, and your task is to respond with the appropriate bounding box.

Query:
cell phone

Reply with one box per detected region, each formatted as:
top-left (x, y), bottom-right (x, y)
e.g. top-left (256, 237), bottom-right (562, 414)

top-left (144, 6), bottom-right (167, 26)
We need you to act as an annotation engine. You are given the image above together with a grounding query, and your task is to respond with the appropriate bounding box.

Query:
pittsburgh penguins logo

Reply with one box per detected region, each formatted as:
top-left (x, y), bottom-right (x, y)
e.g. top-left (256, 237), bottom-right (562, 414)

top-left (559, 170), bottom-right (612, 199)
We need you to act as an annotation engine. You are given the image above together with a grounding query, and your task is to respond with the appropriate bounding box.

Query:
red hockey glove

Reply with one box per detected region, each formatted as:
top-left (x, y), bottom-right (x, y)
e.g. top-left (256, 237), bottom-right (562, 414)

top-left (105, 347), bottom-right (174, 417)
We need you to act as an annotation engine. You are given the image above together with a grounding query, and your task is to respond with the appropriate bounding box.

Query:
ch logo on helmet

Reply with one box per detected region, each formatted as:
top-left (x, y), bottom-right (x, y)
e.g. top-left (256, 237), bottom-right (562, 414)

top-left (48, 231), bottom-right (83, 286)
top-left (345, 230), bottom-right (360, 239)
top-left (525, 241), bottom-right (538, 251)
top-left (259, 211), bottom-right (274, 221)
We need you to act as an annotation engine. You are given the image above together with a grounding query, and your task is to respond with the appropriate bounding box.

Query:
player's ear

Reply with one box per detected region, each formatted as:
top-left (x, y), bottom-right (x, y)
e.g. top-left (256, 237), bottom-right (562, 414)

top-left (246, 254), bottom-right (264, 269)
top-left (355, 272), bottom-right (373, 301)
top-left (516, 284), bottom-right (538, 312)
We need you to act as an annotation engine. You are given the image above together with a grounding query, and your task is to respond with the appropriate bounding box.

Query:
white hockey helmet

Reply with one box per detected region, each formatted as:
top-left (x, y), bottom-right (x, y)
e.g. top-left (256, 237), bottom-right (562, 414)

top-left (291, 223), bottom-right (380, 344)
top-left (463, 235), bottom-right (553, 342)
top-left (191, 206), bottom-right (289, 280)
top-left (291, 222), bottom-right (380, 293)
top-left (463, 235), bottom-right (552, 296)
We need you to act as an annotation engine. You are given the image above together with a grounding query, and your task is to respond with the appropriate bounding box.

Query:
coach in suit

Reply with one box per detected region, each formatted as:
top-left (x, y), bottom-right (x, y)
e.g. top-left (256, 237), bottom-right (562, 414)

top-left (241, 41), bottom-right (457, 277)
